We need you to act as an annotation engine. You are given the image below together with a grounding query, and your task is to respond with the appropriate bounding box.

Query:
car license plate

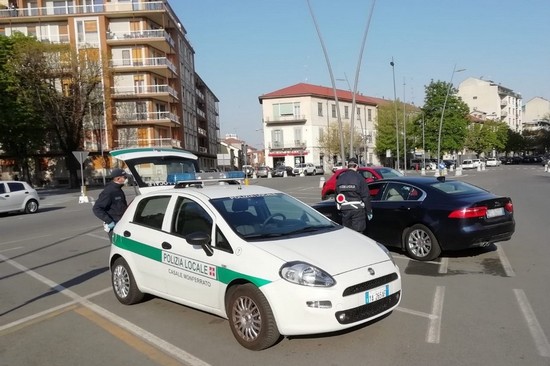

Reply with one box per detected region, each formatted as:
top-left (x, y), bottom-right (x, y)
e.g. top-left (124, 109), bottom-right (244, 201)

top-left (486, 207), bottom-right (505, 218)
top-left (365, 285), bottom-right (389, 303)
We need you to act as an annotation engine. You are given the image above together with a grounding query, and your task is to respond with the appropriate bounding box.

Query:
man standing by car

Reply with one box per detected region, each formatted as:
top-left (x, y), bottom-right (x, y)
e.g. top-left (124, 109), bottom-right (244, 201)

top-left (335, 158), bottom-right (373, 233)
top-left (93, 168), bottom-right (128, 241)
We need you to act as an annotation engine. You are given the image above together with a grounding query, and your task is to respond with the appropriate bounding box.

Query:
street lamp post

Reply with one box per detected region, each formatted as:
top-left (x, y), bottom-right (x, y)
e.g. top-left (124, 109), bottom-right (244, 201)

top-left (437, 65), bottom-right (465, 175)
top-left (390, 58), bottom-right (400, 170)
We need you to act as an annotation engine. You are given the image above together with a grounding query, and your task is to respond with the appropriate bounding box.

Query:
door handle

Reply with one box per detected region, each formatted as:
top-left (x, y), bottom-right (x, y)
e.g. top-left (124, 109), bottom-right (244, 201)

top-left (162, 241), bottom-right (172, 250)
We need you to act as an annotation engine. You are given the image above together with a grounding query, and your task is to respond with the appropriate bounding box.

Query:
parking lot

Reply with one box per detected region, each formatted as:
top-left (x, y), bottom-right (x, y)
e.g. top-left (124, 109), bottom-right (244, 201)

top-left (1, 164), bottom-right (549, 366)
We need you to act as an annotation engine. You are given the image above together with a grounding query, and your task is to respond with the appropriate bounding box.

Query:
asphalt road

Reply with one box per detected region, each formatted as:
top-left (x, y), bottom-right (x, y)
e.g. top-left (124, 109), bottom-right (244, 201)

top-left (1, 165), bottom-right (549, 366)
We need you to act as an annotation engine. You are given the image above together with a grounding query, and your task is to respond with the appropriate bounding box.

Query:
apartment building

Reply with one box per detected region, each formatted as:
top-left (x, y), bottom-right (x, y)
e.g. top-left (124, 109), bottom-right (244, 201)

top-left (0, 0), bottom-right (219, 175)
top-left (523, 97), bottom-right (550, 132)
top-left (258, 83), bottom-right (382, 170)
top-left (458, 77), bottom-right (523, 132)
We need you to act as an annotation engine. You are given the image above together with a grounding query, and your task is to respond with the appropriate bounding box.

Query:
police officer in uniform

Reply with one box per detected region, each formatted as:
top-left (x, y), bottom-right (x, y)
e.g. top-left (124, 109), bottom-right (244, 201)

top-left (93, 168), bottom-right (128, 240)
top-left (335, 158), bottom-right (373, 232)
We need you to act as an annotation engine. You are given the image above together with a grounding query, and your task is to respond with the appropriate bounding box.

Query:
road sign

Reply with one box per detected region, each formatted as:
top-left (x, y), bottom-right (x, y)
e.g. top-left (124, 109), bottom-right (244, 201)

top-left (72, 151), bottom-right (89, 164)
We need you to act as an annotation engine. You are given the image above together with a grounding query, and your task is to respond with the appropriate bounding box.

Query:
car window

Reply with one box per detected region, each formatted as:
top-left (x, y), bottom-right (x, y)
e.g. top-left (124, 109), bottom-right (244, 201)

top-left (0, 183), bottom-right (5, 194)
top-left (368, 182), bottom-right (387, 200)
top-left (376, 168), bottom-right (403, 178)
top-left (133, 195), bottom-right (171, 229)
top-left (359, 170), bottom-right (375, 180)
top-left (171, 197), bottom-right (213, 240)
top-left (430, 180), bottom-right (487, 195)
top-left (7, 182), bottom-right (25, 192)
top-left (382, 183), bottom-right (406, 201)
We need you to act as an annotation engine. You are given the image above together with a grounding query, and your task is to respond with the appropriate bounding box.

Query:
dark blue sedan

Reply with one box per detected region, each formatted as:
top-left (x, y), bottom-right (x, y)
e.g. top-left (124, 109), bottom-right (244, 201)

top-left (312, 176), bottom-right (515, 261)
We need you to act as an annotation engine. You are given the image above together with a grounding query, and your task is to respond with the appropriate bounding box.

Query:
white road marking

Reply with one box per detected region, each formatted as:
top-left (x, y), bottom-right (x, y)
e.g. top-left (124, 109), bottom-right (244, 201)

top-left (496, 245), bottom-right (515, 277)
top-left (438, 257), bottom-right (448, 274)
top-left (0, 246), bottom-right (23, 253)
top-left (86, 232), bottom-right (110, 240)
top-left (426, 286), bottom-right (445, 344)
top-left (0, 235), bottom-right (52, 246)
top-left (514, 289), bottom-right (550, 358)
top-left (396, 307), bottom-right (434, 319)
top-left (0, 253), bottom-right (212, 366)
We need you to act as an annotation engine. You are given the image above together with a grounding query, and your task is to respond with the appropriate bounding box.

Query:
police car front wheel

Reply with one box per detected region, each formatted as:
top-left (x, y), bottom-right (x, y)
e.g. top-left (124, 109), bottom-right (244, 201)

top-left (112, 257), bottom-right (145, 305)
top-left (226, 284), bottom-right (280, 350)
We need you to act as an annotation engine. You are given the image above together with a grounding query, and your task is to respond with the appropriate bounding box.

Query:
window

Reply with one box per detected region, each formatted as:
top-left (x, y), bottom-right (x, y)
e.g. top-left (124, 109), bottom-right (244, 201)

top-left (344, 106), bottom-right (349, 119)
top-left (317, 102), bottom-right (323, 116)
top-left (367, 109), bottom-right (372, 122)
top-left (133, 196), bottom-right (171, 229)
top-left (357, 108), bottom-right (361, 119)
top-left (0, 183), bottom-right (5, 194)
top-left (7, 182), bottom-right (25, 192)
top-left (331, 104), bottom-right (336, 118)
top-left (171, 197), bottom-right (213, 239)
top-left (271, 129), bottom-right (283, 148)
top-left (273, 102), bottom-right (299, 117)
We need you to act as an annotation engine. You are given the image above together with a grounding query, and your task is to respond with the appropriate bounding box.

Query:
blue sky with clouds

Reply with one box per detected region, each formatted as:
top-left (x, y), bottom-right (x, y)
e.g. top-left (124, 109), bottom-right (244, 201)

top-left (171, 0), bottom-right (550, 147)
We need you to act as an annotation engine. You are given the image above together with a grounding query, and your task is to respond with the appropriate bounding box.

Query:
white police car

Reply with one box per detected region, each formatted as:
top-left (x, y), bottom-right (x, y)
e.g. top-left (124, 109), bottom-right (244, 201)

top-left (109, 148), bottom-right (402, 350)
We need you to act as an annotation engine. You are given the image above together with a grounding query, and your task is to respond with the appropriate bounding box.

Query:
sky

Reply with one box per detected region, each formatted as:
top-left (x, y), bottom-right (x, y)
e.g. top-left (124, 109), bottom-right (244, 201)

top-left (170, 0), bottom-right (550, 148)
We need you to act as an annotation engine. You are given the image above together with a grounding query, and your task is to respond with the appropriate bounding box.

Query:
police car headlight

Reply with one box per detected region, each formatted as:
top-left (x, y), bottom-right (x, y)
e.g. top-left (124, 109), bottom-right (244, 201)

top-left (280, 262), bottom-right (335, 287)
top-left (376, 242), bottom-right (396, 266)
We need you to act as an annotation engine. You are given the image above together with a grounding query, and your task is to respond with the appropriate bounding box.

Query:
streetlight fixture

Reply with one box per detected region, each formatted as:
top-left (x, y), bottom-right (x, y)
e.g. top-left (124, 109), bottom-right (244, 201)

top-left (390, 58), bottom-right (400, 170)
top-left (437, 65), bottom-right (466, 175)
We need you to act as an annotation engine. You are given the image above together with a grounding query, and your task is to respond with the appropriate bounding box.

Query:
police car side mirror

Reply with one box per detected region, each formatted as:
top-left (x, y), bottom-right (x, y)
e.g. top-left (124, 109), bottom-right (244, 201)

top-left (185, 231), bottom-right (214, 256)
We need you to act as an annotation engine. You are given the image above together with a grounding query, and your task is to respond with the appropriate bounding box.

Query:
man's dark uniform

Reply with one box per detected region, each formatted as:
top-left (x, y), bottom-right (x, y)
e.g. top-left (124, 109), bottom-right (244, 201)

top-left (93, 168), bottom-right (128, 239)
top-left (335, 159), bottom-right (372, 233)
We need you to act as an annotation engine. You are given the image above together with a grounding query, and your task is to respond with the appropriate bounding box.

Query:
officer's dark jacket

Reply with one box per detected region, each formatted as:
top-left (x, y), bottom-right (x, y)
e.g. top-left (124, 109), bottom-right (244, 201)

top-left (92, 181), bottom-right (127, 224)
top-left (335, 170), bottom-right (372, 212)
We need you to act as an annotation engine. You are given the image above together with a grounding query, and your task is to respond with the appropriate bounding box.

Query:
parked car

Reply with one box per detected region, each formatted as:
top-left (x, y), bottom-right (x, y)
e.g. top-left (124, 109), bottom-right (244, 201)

top-left (472, 159), bottom-right (481, 168)
top-left (273, 165), bottom-right (294, 177)
top-left (486, 158), bottom-right (501, 167)
top-left (242, 165), bottom-right (254, 177)
top-left (315, 165), bottom-right (325, 175)
top-left (256, 166), bottom-right (271, 178)
top-left (107, 150), bottom-right (402, 350)
top-left (461, 159), bottom-right (475, 169)
top-left (313, 176), bottom-right (515, 261)
top-left (293, 163), bottom-right (316, 176)
top-left (331, 162), bottom-right (345, 173)
top-left (321, 166), bottom-right (403, 200)
top-left (0, 180), bottom-right (40, 215)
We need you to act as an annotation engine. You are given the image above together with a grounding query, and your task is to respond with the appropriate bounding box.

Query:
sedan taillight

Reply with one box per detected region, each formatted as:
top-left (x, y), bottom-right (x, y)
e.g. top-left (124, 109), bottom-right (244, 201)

top-left (505, 202), bottom-right (513, 213)
top-left (448, 206), bottom-right (487, 219)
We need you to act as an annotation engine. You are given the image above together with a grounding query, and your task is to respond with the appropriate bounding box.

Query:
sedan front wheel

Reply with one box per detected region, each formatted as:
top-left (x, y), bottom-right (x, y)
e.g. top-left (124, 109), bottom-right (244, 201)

top-left (404, 224), bottom-right (441, 261)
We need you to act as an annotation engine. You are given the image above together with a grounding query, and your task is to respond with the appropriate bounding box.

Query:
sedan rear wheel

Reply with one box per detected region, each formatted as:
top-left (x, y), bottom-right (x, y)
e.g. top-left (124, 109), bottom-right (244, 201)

top-left (111, 257), bottom-right (144, 305)
top-left (404, 224), bottom-right (441, 261)
top-left (226, 283), bottom-right (280, 350)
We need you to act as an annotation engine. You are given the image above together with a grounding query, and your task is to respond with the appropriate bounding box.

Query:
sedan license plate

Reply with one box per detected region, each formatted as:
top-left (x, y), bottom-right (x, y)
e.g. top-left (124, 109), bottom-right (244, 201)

top-left (486, 207), bottom-right (505, 218)
top-left (365, 285), bottom-right (389, 303)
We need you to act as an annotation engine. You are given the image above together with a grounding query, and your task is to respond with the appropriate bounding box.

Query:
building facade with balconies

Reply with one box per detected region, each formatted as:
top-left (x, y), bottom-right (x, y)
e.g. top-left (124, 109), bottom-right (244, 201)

top-left (258, 83), bottom-right (382, 170)
top-left (0, 0), bottom-right (218, 175)
top-left (458, 77), bottom-right (523, 133)
top-left (522, 97), bottom-right (550, 132)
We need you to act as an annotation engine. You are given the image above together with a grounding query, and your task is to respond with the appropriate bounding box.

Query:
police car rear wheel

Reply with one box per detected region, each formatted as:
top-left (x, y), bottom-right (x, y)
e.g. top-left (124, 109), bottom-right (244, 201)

top-left (112, 257), bottom-right (144, 305)
top-left (226, 284), bottom-right (280, 350)
top-left (404, 224), bottom-right (441, 261)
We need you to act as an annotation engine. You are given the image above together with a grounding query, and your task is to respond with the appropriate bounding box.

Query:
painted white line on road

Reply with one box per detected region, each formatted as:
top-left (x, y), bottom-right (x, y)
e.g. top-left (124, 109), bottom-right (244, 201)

top-left (0, 235), bottom-right (52, 246)
top-left (497, 245), bottom-right (515, 277)
top-left (0, 287), bottom-right (111, 333)
top-left (426, 286), bottom-right (445, 344)
top-left (0, 253), bottom-right (212, 366)
top-left (438, 257), bottom-right (448, 274)
top-left (514, 289), bottom-right (550, 358)
top-left (86, 232), bottom-right (110, 241)
top-left (0, 246), bottom-right (23, 253)
top-left (395, 307), bottom-right (434, 319)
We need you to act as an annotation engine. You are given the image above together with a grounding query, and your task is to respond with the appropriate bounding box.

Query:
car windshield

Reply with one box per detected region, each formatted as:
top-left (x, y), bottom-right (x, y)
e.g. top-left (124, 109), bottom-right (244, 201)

top-left (210, 193), bottom-right (338, 240)
top-left (430, 180), bottom-right (487, 195)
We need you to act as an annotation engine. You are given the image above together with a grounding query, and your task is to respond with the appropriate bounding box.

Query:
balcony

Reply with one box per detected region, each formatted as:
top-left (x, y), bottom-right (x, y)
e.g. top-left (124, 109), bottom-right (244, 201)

top-left (268, 141), bottom-right (307, 150)
top-left (111, 84), bottom-right (178, 102)
top-left (107, 29), bottom-right (175, 53)
top-left (0, 1), bottom-right (164, 19)
top-left (500, 99), bottom-right (508, 107)
top-left (264, 115), bottom-right (307, 125)
top-left (114, 138), bottom-right (181, 149)
top-left (114, 111), bottom-right (180, 126)
top-left (110, 57), bottom-right (176, 76)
